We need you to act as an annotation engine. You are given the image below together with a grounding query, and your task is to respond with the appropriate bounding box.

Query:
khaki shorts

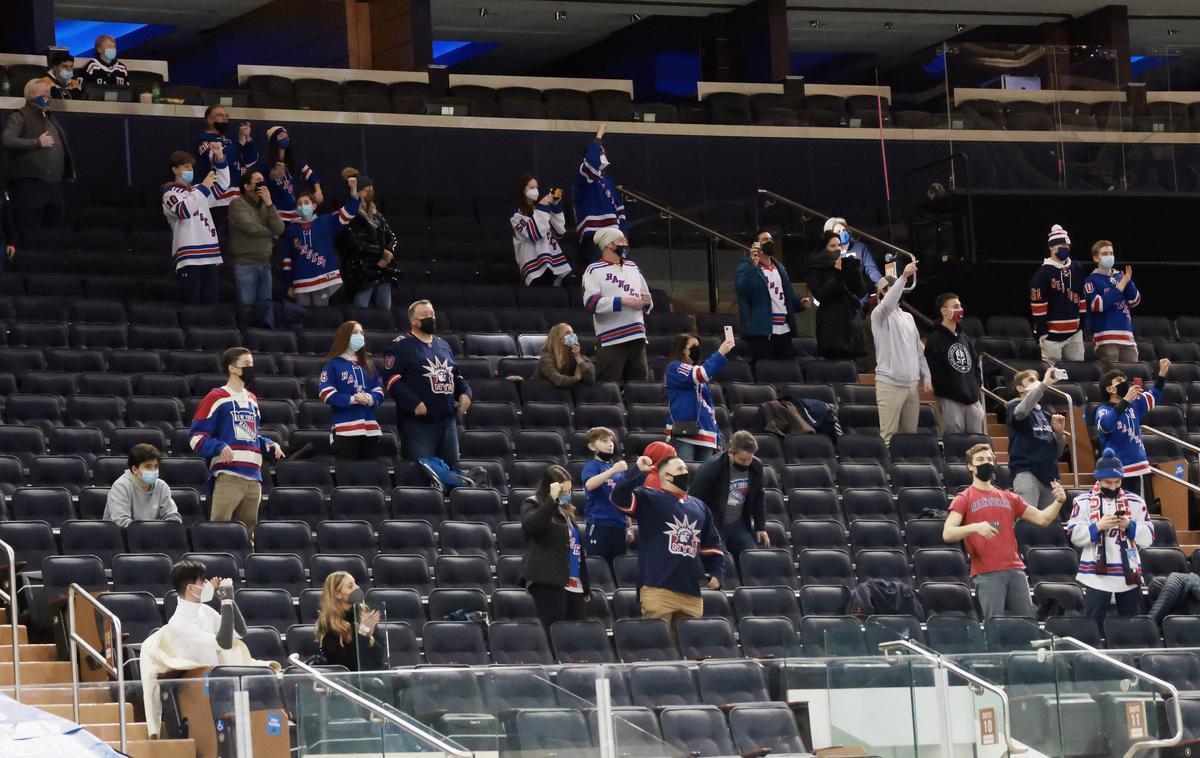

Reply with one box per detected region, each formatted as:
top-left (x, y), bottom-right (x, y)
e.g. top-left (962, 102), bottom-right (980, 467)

top-left (640, 586), bottom-right (703, 631)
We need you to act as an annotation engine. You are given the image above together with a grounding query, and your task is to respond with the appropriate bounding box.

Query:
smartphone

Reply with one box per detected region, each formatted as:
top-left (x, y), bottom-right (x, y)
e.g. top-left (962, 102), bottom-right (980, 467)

top-left (552, 188), bottom-right (563, 201)
top-left (724, 325), bottom-right (734, 342)
top-left (1133, 377), bottom-right (1144, 388)
top-left (1053, 368), bottom-right (1068, 381)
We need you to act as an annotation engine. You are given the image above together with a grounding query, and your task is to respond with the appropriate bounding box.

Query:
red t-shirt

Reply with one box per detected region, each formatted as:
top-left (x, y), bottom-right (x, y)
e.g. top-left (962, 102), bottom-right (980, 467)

top-left (949, 486), bottom-right (1029, 575)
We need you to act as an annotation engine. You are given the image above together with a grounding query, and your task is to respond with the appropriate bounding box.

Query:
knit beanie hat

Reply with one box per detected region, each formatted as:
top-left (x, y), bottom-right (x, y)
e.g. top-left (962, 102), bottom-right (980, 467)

top-left (593, 226), bottom-right (625, 253)
top-left (642, 440), bottom-right (677, 490)
top-left (1047, 224), bottom-right (1071, 248)
top-left (823, 216), bottom-right (847, 233)
top-left (1094, 447), bottom-right (1124, 481)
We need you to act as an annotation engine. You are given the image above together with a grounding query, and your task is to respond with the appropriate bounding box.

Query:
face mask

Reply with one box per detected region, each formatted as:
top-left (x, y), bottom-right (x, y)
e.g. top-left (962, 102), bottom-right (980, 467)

top-left (180, 170), bottom-right (194, 185)
top-left (973, 463), bottom-right (995, 483)
top-left (596, 449), bottom-right (615, 462)
top-left (277, 137), bottom-right (290, 149)
top-left (599, 153), bottom-right (610, 169)
top-left (102, 48), bottom-right (117, 62)
top-left (238, 366), bottom-right (255, 388)
top-left (1100, 254), bottom-right (1115, 269)
top-left (563, 333), bottom-right (579, 348)
top-left (732, 461), bottom-right (751, 473)
top-left (1099, 486), bottom-right (1121, 500)
top-left (1054, 245), bottom-right (1070, 260)
top-left (348, 333), bottom-right (366, 352)
top-left (950, 309), bottom-right (964, 323)
top-left (419, 317), bottom-right (437, 334)
top-left (57, 69), bottom-right (72, 84)
top-left (667, 472), bottom-right (690, 491)
top-left (525, 188), bottom-right (540, 202)
top-left (557, 492), bottom-right (571, 505)
top-left (33, 96), bottom-right (50, 109)
top-left (196, 581), bottom-right (214, 604)
top-left (1114, 380), bottom-right (1131, 398)
top-left (687, 349), bottom-right (700, 364)
top-left (297, 204), bottom-right (314, 219)
top-left (838, 230), bottom-right (851, 246)
top-left (140, 470), bottom-right (159, 487)
top-left (760, 240), bottom-right (775, 257)
top-left (347, 587), bottom-right (365, 606)
top-left (615, 245), bottom-right (629, 259)
top-left (212, 120), bottom-right (230, 134)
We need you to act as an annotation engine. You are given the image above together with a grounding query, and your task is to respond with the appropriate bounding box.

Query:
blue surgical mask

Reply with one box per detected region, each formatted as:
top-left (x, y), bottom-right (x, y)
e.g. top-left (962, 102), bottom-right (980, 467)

top-left (33, 96), bottom-right (50, 109)
top-left (180, 170), bottom-right (194, 184)
top-left (557, 493), bottom-right (571, 505)
top-left (838, 230), bottom-right (850, 246)
top-left (57, 69), bottom-right (72, 84)
top-left (298, 204), bottom-right (314, 219)
top-left (348, 333), bottom-right (366, 351)
top-left (277, 137), bottom-right (290, 149)
top-left (102, 48), bottom-right (117, 62)
top-left (140, 470), bottom-right (159, 487)
top-left (563, 334), bottom-right (578, 347)
top-left (1100, 254), bottom-right (1115, 269)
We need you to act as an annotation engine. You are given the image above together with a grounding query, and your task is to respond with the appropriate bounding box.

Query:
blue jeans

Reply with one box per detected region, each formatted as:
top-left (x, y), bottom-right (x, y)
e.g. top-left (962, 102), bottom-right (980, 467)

top-left (233, 264), bottom-right (273, 305)
top-left (721, 521), bottom-right (759, 559)
top-left (352, 282), bottom-right (392, 309)
top-left (401, 417), bottom-right (460, 466)
top-left (673, 440), bottom-right (716, 462)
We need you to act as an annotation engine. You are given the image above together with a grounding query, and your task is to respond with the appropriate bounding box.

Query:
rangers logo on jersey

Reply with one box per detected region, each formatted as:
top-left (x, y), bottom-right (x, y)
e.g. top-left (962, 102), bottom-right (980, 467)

top-left (663, 514), bottom-right (699, 558)
top-left (231, 407), bottom-right (258, 442)
top-left (423, 356), bottom-right (455, 395)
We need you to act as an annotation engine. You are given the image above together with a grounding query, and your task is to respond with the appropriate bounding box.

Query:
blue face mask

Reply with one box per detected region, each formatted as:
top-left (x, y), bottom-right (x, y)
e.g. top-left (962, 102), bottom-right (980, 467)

top-left (57, 68), bottom-right (72, 84)
top-left (298, 204), bottom-right (314, 219)
top-left (33, 96), bottom-right (50, 109)
top-left (1054, 245), bottom-right (1070, 260)
top-left (1099, 254), bottom-right (1115, 269)
top-left (838, 230), bottom-right (850, 246)
top-left (180, 170), bottom-right (194, 185)
top-left (102, 48), bottom-right (116, 62)
top-left (563, 333), bottom-right (578, 348)
top-left (140, 470), bottom-right (159, 487)
top-left (348, 333), bottom-right (366, 352)
top-left (557, 492), bottom-right (571, 505)
top-left (277, 137), bottom-right (290, 149)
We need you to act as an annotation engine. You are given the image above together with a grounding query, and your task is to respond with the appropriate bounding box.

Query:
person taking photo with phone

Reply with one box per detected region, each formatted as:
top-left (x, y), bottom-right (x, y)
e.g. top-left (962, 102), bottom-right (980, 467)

top-left (664, 330), bottom-right (735, 461)
top-left (1096, 359), bottom-right (1171, 504)
top-left (735, 229), bottom-right (809, 364)
top-left (511, 174), bottom-right (571, 286)
top-left (162, 144), bottom-right (229, 304)
top-left (1008, 367), bottom-right (1068, 513)
top-left (227, 168), bottom-right (284, 309)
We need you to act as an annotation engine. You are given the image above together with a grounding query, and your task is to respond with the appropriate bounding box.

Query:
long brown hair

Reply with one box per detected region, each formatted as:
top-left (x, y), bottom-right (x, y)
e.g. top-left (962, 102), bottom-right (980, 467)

top-left (515, 174), bottom-right (536, 217)
top-left (314, 571), bottom-right (360, 647)
top-left (541, 323), bottom-right (574, 371)
top-left (534, 464), bottom-right (571, 503)
top-left (667, 332), bottom-right (699, 364)
top-left (323, 321), bottom-right (375, 377)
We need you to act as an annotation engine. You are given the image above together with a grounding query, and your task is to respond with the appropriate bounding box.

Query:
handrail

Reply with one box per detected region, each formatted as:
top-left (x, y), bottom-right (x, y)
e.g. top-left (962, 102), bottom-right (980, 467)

top-left (878, 639), bottom-right (1027, 755)
top-left (0, 539), bottom-right (18, 698)
top-left (979, 353), bottom-right (1080, 486)
top-left (616, 185), bottom-right (750, 252)
top-left (1142, 425), bottom-right (1200, 456)
top-left (287, 654), bottom-right (473, 756)
top-left (68, 583), bottom-right (125, 752)
top-left (1034, 636), bottom-right (1183, 758)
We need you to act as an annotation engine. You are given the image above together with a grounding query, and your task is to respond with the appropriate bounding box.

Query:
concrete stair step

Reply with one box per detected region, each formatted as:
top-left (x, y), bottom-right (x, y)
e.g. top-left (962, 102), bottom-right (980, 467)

top-left (120, 738), bottom-right (197, 758)
top-left (0, 625), bottom-right (30, 644)
top-left (10, 686), bottom-right (110, 705)
top-left (0, 644), bottom-right (58, 662)
top-left (82, 721), bottom-right (149, 742)
top-left (0, 661), bottom-right (73, 686)
top-left (39, 702), bottom-right (136, 725)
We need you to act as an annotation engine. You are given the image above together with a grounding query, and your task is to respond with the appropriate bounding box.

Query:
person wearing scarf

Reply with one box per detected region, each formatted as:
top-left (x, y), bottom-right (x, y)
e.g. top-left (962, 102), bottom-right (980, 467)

top-left (1067, 448), bottom-right (1154, 623)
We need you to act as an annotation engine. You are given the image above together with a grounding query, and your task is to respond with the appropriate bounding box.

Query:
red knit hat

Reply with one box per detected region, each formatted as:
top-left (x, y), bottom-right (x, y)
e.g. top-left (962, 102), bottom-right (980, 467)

top-left (642, 440), bottom-right (677, 490)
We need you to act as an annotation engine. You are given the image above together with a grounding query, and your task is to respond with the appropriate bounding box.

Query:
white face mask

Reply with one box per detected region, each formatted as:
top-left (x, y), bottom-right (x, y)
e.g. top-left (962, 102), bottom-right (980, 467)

top-left (599, 153), bottom-right (610, 169)
top-left (195, 581), bottom-right (214, 603)
top-left (525, 188), bottom-right (539, 202)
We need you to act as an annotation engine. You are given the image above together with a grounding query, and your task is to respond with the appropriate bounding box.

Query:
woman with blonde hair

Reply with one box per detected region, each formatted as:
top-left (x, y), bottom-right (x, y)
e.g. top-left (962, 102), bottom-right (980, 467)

top-left (535, 322), bottom-right (595, 387)
top-left (315, 571), bottom-right (383, 670)
top-left (318, 321), bottom-right (385, 459)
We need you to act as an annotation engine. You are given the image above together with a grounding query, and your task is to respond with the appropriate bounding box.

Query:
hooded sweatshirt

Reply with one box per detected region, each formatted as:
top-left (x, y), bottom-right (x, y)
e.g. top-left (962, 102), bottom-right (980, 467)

top-left (923, 323), bottom-right (982, 405)
top-left (102, 471), bottom-right (182, 528)
top-left (870, 271), bottom-right (930, 387)
top-left (1030, 255), bottom-right (1086, 342)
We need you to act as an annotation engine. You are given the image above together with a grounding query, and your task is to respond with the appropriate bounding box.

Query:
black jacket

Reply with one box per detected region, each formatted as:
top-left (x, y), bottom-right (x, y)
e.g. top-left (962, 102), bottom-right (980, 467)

top-left (520, 495), bottom-right (590, 592)
top-left (335, 209), bottom-right (399, 295)
top-left (805, 252), bottom-right (866, 360)
top-left (318, 608), bottom-right (386, 671)
top-left (923, 323), bottom-right (982, 406)
top-left (688, 453), bottom-right (766, 534)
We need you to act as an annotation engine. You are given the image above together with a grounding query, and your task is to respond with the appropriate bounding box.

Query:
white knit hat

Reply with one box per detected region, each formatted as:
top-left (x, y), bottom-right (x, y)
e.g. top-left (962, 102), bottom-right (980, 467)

top-left (1047, 224), bottom-right (1070, 247)
top-left (593, 227), bottom-right (626, 252)
top-left (823, 216), bottom-right (847, 233)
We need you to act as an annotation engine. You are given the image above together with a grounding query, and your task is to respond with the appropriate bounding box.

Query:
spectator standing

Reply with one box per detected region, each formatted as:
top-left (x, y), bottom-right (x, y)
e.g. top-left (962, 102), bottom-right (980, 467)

top-left (1007, 368), bottom-right (1068, 511)
top-left (102, 444), bottom-right (182, 528)
top-left (582, 227), bottom-right (653, 384)
top-left (335, 168), bottom-right (399, 309)
top-left (521, 465), bottom-right (591, 629)
top-left (734, 229), bottom-right (809, 363)
top-left (1067, 449), bottom-right (1154, 623)
top-left (536, 323), bottom-right (595, 387)
top-left (825, 216), bottom-right (884, 292)
top-left (162, 147), bottom-right (229, 305)
top-left (81, 35), bottom-right (129, 88)
top-left (259, 126), bottom-right (322, 222)
top-left (281, 177), bottom-right (360, 307)
top-left (805, 231), bottom-right (867, 361)
top-left (195, 106), bottom-right (258, 186)
top-left (871, 262), bottom-right (931, 446)
top-left (572, 124), bottom-right (627, 264)
top-left (3, 79), bottom-right (75, 232)
top-left (1097, 359), bottom-right (1171, 503)
top-left (641, 440), bottom-right (677, 491)
top-left (1030, 224), bottom-right (1086, 364)
top-left (582, 427), bottom-right (630, 567)
top-left (664, 331), bottom-right (734, 461)
top-left (613, 455), bottom-right (725, 631)
top-left (511, 174), bottom-right (570, 286)
top-left (687, 431), bottom-right (769, 558)
top-left (227, 168), bottom-right (283, 308)
top-left (943, 444), bottom-right (1067, 619)
top-left (43, 51), bottom-right (82, 100)
top-left (924, 293), bottom-right (985, 434)
top-left (382, 300), bottom-right (472, 466)
top-left (189, 347), bottom-right (285, 538)
top-left (319, 321), bottom-right (385, 460)
top-left (1085, 240), bottom-right (1141, 372)
top-left (163, 562), bottom-right (246, 666)
top-left (315, 571), bottom-right (383, 671)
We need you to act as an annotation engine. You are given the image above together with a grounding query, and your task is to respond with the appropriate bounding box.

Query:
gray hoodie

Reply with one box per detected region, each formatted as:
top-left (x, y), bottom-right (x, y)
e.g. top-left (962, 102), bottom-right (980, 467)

top-left (102, 471), bottom-right (181, 528)
top-left (870, 271), bottom-right (931, 387)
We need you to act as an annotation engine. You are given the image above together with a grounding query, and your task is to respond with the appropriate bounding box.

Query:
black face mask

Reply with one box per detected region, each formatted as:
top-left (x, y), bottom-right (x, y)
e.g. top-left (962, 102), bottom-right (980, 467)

top-left (687, 349), bottom-right (700, 365)
top-left (1099, 485), bottom-right (1122, 500)
top-left (731, 461), bottom-right (751, 473)
top-left (760, 240), bottom-right (776, 257)
top-left (418, 317), bottom-right (437, 334)
top-left (238, 366), bottom-right (255, 388)
top-left (616, 245), bottom-right (629, 259)
top-left (347, 587), bottom-right (364, 606)
top-left (1114, 380), bottom-right (1131, 398)
top-left (596, 450), bottom-right (616, 463)
top-left (973, 463), bottom-right (995, 482)
top-left (212, 120), bottom-right (230, 134)
top-left (668, 472), bottom-right (690, 491)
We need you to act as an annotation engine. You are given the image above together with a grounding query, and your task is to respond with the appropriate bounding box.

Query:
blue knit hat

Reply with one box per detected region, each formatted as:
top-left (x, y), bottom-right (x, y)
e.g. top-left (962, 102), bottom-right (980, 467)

top-left (1094, 447), bottom-right (1123, 481)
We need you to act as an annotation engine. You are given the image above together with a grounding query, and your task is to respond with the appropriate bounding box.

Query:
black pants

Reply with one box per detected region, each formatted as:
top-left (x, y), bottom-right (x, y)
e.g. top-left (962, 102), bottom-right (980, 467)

top-left (747, 334), bottom-right (796, 363)
top-left (331, 434), bottom-right (382, 460)
top-left (177, 265), bottom-right (220, 304)
top-left (527, 583), bottom-right (586, 630)
top-left (9, 178), bottom-right (65, 234)
top-left (721, 522), bottom-right (759, 561)
top-left (1123, 473), bottom-right (1157, 510)
top-left (1084, 585), bottom-right (1141, 624)
top-left (586, 523), bottom-right (627, 568)
top-left (595, 339), bottom-right (649, 384)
